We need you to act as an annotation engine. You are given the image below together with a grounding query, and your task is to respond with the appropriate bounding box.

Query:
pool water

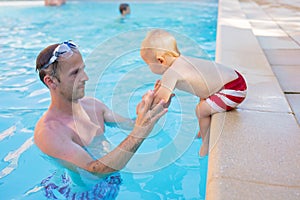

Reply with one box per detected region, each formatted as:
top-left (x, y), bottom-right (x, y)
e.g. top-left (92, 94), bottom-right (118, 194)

top-left (0, 1), bottom-right (218, 199)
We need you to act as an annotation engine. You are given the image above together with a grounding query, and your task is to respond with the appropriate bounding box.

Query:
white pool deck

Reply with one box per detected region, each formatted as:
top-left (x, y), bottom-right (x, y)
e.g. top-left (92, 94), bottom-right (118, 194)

top-left (207, 0), bottom-right (300, 199)
top-left (1, 0), bottom-right (299, 199)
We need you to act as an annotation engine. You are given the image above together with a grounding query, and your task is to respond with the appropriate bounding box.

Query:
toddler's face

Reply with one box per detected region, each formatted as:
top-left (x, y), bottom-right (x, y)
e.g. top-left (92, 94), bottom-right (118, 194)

top-left (148, 63), bottom-right (168, 75)
top-left (140, 49), bottom-right (168, 75)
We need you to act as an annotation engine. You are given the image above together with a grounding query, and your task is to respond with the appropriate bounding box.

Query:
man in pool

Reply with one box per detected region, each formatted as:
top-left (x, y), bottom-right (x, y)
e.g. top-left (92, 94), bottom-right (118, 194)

top-left (34, 40), bottom-right (168, 174)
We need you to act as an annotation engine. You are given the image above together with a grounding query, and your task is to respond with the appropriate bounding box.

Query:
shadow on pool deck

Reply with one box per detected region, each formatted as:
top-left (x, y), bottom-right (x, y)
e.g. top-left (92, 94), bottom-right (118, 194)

top-left (206, 0), bottom-right (300, 199)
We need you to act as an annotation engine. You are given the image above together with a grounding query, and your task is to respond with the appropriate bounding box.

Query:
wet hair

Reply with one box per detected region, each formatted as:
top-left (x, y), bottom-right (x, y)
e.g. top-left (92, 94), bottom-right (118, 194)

top-left (36, 44), bottom-right (60, 87)
top-left (119, 3), bottom-right (129, 14)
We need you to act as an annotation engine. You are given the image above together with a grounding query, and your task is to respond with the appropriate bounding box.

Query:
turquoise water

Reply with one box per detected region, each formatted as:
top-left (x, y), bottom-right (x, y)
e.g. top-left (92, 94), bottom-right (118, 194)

top-left (0, 1), bottom-right (218, 199)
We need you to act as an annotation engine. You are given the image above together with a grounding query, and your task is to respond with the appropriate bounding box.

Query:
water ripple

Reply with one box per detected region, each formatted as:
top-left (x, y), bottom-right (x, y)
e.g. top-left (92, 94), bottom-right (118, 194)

top-left (0, 136), bottom-right (34, 179)
top-left (28, 88), bottom-right (48, 97)
top-left (0, 125), bottom-right (16, 141)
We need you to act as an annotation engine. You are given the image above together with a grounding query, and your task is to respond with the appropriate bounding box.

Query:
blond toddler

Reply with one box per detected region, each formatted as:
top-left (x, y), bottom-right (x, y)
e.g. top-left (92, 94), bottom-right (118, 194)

top-left (140, 29), bottom-right (247, 156)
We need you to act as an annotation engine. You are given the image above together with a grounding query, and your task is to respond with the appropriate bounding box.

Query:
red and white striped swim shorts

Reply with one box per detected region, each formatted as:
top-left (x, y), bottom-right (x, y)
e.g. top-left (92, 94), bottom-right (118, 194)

top-left (206, 71), bottom-right (247, 112)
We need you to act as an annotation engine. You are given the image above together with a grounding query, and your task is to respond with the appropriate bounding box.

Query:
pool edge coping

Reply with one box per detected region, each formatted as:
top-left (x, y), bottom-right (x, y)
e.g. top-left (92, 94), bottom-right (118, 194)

top-left (206, 0), bottom-right (300, 199)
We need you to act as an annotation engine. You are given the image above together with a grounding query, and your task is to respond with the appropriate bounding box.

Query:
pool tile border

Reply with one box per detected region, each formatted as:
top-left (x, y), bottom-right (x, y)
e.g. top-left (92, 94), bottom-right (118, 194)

top-left (206, 0), bottom-right (300, 199)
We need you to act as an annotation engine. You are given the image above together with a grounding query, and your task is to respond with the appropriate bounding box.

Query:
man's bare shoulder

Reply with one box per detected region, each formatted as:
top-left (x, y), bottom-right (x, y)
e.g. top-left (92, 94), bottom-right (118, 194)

top-left (34, 115), bottom-right (73, 149)
top-left (35, 116), bottom-right (68, 133)
top-left (34, 115), bottom-right (84, 163)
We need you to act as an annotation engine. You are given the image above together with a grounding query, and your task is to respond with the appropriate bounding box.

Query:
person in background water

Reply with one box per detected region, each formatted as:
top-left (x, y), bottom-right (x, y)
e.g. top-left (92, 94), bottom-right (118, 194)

top-left (140, 29), bottom-right (247, 157)
top-left (34, 40), bottom-right (169, 199)
top-left (44, 0), bottom-right (66, 6)
top-left (119, 3), bottom-right (131, 17)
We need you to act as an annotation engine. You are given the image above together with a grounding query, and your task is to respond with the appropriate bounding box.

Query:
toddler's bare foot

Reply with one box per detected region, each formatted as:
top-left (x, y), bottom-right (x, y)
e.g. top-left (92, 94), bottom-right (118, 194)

top-left (199, 144), bottom-right (208, 157)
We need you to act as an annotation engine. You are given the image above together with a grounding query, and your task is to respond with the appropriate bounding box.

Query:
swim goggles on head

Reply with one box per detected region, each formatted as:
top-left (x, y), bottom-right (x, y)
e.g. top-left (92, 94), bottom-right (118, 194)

top-left (40, 40), bottom-right (78, 71)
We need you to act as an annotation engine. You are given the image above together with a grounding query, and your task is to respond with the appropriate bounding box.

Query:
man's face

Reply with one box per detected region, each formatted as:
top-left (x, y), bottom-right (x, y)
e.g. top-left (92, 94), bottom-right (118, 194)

top-left (56, 52), bottom-right (89, 102)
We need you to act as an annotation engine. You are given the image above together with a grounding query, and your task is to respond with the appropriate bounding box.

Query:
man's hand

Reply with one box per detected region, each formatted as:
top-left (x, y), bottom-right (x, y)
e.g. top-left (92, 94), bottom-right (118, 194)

top-left (134, 90), bottom-right (167, 137)
top-left (136, 80), bottom-right (175, 115)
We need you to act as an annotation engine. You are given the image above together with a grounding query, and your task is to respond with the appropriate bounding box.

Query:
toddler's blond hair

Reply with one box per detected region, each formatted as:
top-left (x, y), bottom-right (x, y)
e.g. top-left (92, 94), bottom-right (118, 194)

top-left (141, 29), bottom-right (180, 58)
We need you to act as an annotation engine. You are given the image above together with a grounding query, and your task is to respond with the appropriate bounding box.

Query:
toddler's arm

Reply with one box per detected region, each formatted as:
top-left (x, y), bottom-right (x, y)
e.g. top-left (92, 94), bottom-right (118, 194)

top-left (153, 80), bottom-right (175, 109)
top-left (152, 70), bottom-right (178, 108)
top-left (153, 83), bottom-right (173, 106)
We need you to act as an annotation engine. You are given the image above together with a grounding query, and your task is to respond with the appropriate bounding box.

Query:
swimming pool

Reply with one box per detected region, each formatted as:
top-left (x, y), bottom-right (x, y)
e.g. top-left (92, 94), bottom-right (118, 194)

top-left (0, 1), bottom-right (218, 199)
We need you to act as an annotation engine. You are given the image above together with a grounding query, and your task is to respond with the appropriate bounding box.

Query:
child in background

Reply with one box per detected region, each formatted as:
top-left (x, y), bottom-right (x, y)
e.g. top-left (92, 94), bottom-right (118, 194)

top-left (119, 3), bottom-right (131, 17)
top-left (140, 29), bottom-right (247, 157)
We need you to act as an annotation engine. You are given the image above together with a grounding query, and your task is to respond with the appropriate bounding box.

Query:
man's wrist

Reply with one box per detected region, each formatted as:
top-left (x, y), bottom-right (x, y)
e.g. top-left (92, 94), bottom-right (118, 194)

top-left (130, 126), bottom-right (149, 140)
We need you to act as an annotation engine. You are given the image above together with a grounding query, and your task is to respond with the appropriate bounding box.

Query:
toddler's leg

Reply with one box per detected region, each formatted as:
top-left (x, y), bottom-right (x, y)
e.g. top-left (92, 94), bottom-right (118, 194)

top-left (200, 130), bottom-right (210, 157)
top-left (195, 100), bottom-right (217, 157)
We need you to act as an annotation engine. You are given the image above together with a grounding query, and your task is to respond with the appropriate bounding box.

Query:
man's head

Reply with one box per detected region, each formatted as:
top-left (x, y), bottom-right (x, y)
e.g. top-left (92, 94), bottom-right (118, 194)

top-left (119, 3), bottom-right (130, 16)
top-left (140, 29), bottom-right (180, 74)
top-left (36, 41), bottom-right (89, 101)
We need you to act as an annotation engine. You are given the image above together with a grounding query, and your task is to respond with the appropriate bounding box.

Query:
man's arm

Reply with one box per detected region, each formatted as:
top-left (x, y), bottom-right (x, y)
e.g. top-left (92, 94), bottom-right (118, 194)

top-left (35, 91), bottom-right (167, 175)
top-left (34, 121), bottom-right (96, 171)
top-left (102, 104), bottom-right (135, 130)
top-left (88, 91), bottom-right (168, 174)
